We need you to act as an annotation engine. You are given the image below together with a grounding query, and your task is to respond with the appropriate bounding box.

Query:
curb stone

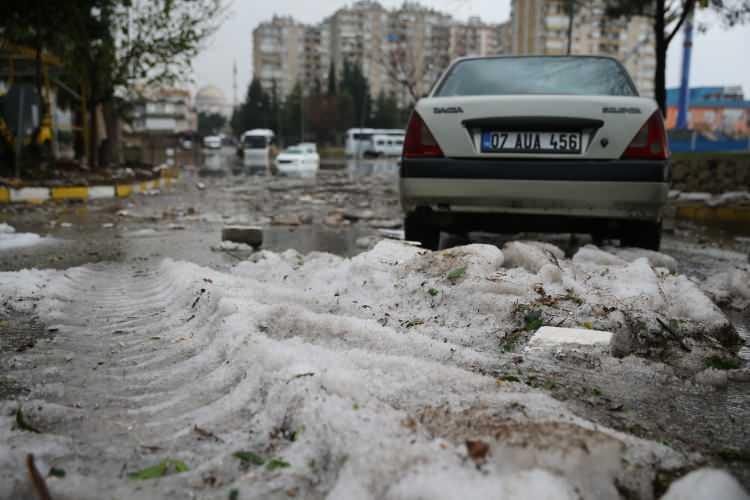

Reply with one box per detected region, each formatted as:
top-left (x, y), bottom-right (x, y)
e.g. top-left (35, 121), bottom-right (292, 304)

top-left (0, 166), bottom-right (179, 204)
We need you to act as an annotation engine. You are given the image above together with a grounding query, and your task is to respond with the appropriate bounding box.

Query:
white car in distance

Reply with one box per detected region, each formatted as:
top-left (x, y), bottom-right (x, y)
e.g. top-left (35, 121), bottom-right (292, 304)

top-left (275, 143), bottom-right (320, 176)
top-left (203, 135), bottom-right (222, 150)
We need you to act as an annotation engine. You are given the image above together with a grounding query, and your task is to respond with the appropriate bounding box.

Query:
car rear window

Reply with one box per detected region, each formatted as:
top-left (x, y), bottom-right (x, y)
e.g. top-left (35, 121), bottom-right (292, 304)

top-left (435, 57), bottom-right (637, 97)
top-left (243, 136), bottom-right (268, 148)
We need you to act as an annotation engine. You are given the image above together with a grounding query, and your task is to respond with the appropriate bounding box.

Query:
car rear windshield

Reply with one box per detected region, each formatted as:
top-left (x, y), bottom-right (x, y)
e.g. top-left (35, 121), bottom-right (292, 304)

top-left (435, 57), bottom-right (638, 97)
top-left (243, 136), bottom-right (268, 148)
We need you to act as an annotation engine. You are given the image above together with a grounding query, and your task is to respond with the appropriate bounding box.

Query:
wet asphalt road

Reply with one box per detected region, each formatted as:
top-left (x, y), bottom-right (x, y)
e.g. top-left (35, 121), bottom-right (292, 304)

top-left (1, 149), bottom-right (749, 273)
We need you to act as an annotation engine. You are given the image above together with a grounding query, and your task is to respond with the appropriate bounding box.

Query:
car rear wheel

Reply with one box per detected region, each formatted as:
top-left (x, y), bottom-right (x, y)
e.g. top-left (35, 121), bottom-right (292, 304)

top-left (404, 211), bottom-right (440, 250)
top-left (621, 221), bottom-right (662, 251)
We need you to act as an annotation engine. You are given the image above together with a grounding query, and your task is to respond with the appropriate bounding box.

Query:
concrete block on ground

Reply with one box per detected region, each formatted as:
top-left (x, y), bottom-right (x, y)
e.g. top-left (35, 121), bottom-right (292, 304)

top-left (222, 226), bottom-right (263, 247)
top-left (528, 326), bottom-right (613, 348)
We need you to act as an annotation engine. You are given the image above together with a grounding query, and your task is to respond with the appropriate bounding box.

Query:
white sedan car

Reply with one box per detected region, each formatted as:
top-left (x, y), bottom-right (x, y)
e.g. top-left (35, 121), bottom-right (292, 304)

top-left (275, 144), bottom-right (320, 176)
top-left (400, 55), bottom-right (670, 250)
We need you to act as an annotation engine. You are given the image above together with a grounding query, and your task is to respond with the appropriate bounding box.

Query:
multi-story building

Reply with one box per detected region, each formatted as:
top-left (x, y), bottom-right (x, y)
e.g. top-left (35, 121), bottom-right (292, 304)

top-left (252, 2), bottom-right (506, 106)
top-left (510, 0), bottom-right (656, 96)
top-left (449, 17), bottom-right (502, 59)
top-left (253, 16), bottom-right (305, 99)
top-left (130, 87), bottom-right (195, 133)
top-left (323, 0), bottom-right (389, 98)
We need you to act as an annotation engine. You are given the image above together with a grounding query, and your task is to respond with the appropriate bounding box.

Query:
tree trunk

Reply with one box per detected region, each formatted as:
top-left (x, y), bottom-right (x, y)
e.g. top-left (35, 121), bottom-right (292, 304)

top-left (102, 99), bottom-right (119, 167)
top-left (89, 103), bottom-right (99, 169)
top-left (654, 0), bottom-right (667, 116)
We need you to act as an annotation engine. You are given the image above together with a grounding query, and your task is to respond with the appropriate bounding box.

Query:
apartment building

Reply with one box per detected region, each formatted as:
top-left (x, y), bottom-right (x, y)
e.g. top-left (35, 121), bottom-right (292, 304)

top-left (252, 16), bottom-right (305, 99)
top-left (323, 0), bottom-right (389, 98)
top-left (130, 87), bottom-right (196, 134)
top-left (510, 0), bottom-right (656, 96)
top-left (450, 17), bottom-right (503, 59)
top-left (252, 2), bottom-right (506, 106)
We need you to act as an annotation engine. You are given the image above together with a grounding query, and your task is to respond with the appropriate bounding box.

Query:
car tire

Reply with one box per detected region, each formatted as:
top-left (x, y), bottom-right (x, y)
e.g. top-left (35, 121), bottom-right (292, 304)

top-left (404, 212), bottom-right (440, 250)
top-left (621, 221), bottom-right (662, 251)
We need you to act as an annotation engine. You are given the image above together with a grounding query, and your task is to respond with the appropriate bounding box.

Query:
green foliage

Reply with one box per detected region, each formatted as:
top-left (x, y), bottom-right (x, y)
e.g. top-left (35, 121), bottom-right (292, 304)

top-left (128, 459), bottom-right (189, 480)
top-left (232, 78), bottom-right (272, 135)
top-left (340, 60), bottom-right (371, 127)
top-left (1, 0), bottom-right (224, 167)
top-left (49, 467), bottom-right (66, 478)
top-left (198, 112), bottom-right (226, 137)
top-left (523, 310), bottom-right (544, 331)
top-left (233, 451), bottom-right (265, 466)
top-left (428, 288), bottom-right (440, 297)
top-left (327, 63), bottom-right (337, 96)
top-left (265, 458), bottom-right (291, 471)
top-left (371, 93), bottom-right (401, 129)
top-left (447, 267), bottom-right (467, 281)
top-left (704, 356), bottom-right (741, 370)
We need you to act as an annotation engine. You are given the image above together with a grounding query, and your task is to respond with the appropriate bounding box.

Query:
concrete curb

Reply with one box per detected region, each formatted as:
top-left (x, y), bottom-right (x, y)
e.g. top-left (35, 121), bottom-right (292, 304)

top-left (674, 204), bottom-right (750, 223)
top-left (0, 166), bottom-right (179, 204)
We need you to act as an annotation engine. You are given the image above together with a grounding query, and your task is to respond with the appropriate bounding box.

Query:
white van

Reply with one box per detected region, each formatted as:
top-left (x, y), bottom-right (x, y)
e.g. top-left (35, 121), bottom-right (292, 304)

top-left (367, 134), bottom-right (404, 157)
top-left (345, 128), bottom-right (405, 157)
top-left (241, 129), bottom-right (275, 170)
top-left (345, 128), bottom-right (375, 157)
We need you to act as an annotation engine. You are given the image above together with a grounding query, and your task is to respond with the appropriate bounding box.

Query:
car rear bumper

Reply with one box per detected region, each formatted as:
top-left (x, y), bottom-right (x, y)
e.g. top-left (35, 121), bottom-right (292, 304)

top-left (400, 157), bottom-right (670, 221)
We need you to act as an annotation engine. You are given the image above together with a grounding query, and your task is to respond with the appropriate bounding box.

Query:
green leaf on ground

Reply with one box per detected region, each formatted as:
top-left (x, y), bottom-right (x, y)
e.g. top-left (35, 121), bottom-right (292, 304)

top-left (265, 458), bottom-right (290, 471)
top-left (402, 319), bottom-right (424, 328)
top-left (428, 288), bottom-right (439, 296)
top-left (497, 374), bottom-right (520, 383)
top-left (233, 451), bottom-right (265, 466)
top-left (705, 356), bottom-right (740, 370)
top-left (15, 407), bottom-right (40, 433)
top-left (229, 489), bottom-right (239, 500)
top-left (447, 267), bottom-right (467, 281)
top-left (49, 467), bottom-right (66, 478)
top-left (523, 310), bottom-right (544, 331)
top-left (128, 459), bottom-right (189, 480)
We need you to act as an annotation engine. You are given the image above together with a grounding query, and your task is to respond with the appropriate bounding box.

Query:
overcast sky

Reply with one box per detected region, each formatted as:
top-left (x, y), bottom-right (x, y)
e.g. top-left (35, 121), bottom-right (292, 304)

top-left (191, 0), bottom-right (750, 103)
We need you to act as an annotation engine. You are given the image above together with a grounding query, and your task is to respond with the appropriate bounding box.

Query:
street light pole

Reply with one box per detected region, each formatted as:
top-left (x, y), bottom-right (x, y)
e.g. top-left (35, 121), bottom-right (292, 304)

top-left (676, 9), bottom-right (694, 130)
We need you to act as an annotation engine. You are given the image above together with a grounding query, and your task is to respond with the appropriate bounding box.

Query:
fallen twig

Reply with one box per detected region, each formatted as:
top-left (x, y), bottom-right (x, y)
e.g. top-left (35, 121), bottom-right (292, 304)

top-left (26, 454), bottom-right (51, 500)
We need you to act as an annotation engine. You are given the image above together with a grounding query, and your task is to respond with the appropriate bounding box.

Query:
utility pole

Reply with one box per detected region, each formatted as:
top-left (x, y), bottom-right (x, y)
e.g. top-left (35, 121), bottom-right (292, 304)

top-left (675, 9), bottom-right (694, 130)
top-left (300, 81), bottom-right (304, 143)
top-left (232, 60), bottom-right (238, 114)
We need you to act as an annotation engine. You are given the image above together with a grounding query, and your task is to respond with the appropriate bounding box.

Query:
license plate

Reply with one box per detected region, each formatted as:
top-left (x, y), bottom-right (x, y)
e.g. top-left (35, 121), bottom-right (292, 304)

top-left (481, 131), bottom-right (582, 154)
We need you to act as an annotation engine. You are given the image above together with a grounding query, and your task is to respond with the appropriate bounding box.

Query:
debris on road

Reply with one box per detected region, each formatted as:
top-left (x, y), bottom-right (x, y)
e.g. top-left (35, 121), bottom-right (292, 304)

top-left (527, 326), bottom-right (613, 349)
top-left (1, 239), bottom-right (747, 498)
top-left (221, 225), bottom-right (263, 248)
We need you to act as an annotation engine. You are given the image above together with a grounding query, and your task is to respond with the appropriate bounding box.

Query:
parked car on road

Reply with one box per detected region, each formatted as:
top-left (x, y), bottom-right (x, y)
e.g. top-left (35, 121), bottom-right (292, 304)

top-left (202, 135), bottom-right (222, 149)
top-left (275, 143), bottom-right (320, 176)
top-left (400, 55), bottom-right (670, 250)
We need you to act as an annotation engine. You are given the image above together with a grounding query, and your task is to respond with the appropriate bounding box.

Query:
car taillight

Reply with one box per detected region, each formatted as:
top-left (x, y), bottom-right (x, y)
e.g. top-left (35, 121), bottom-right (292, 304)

top-left (403, 111), bottom-right (444, 158)
top-left (622, 111), bottom-right (670, 160)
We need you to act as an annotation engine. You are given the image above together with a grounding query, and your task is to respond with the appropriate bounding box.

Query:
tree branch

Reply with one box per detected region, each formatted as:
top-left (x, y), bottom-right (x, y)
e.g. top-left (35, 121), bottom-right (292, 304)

top-left (666, 0), bottom-right (696, 45)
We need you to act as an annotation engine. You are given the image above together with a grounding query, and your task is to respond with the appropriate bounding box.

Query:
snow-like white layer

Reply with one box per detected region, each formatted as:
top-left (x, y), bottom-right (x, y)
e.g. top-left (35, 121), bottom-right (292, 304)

top-left (660, 468), bottom-right (749, 500)
top-left (0, 241), bottom-right (742, 499)
top-left (0, 223), bottom-right (52, 251)
top-left (528, 326), bottom-right (613, 348)
top-left (702, 267), bottom-right (750, 310)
